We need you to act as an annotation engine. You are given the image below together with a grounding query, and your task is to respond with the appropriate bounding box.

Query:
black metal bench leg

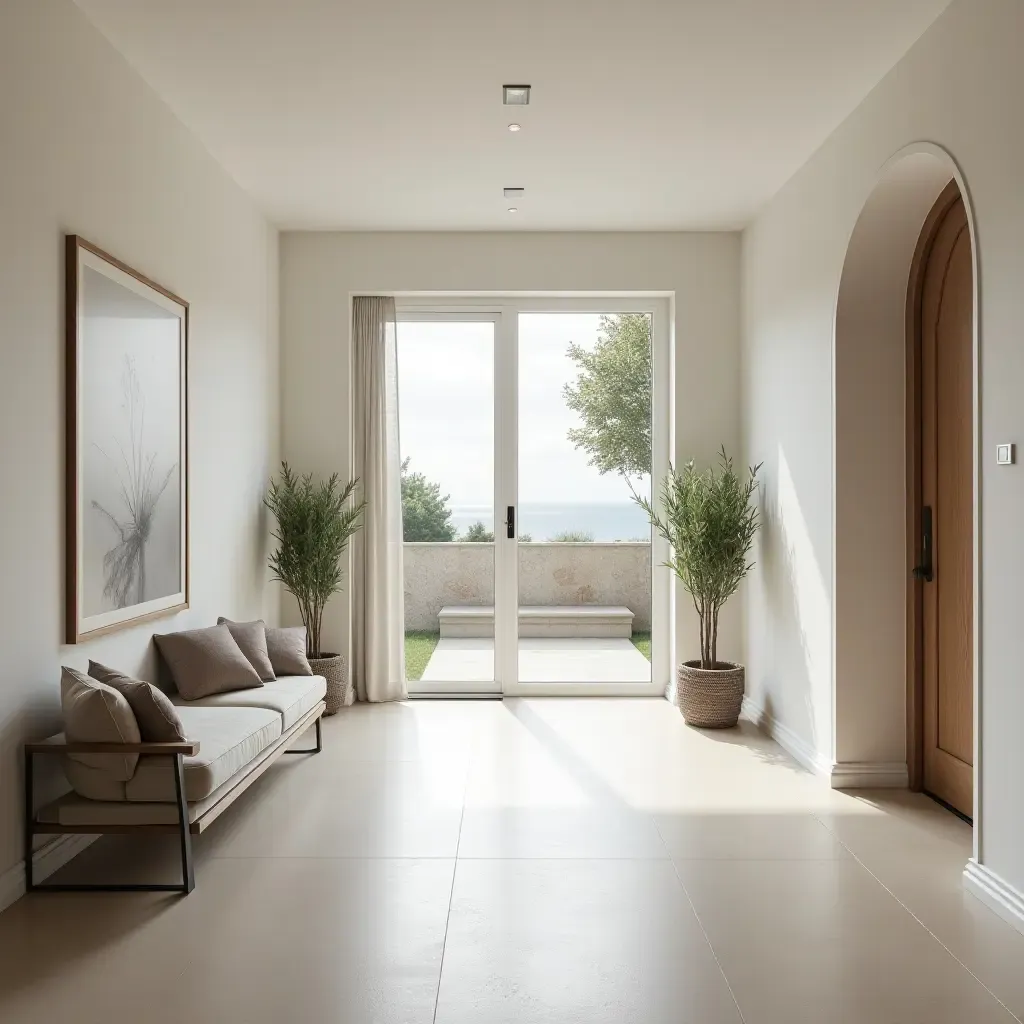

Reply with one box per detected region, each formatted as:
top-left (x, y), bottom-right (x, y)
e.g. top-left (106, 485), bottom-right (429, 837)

top-left (173, 752), bottom-right (195, 894)
top-left (24, 751), bottom-right (195, 894)
top-left (284, 715), bottom-right (322, 755)
top-left (23, 749), bottom-right (35, 893)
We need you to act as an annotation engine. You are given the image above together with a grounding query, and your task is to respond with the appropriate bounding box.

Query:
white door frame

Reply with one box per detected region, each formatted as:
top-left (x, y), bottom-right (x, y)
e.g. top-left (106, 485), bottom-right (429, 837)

top-left (397, 295), bottom-right (672, 698)
top-left (396, 308), bottom-right (503, 696)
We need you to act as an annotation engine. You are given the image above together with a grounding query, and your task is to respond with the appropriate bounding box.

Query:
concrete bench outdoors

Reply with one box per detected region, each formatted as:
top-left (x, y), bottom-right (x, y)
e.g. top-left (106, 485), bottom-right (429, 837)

top-left (438, 605), bottom-right (634, 638)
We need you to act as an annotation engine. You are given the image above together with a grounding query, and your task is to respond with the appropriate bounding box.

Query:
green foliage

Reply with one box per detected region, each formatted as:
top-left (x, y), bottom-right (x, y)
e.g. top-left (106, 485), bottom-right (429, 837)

top-left (265, 462), bottom-right (365, 658)
top-left (401, 459), bottom-right (456, 541)
top-left (635, 449), bottom-right (760, 669)
top-left (463, 521), bottom-right (494, 542)
top-left (404, 631), bottom-right (439, 681)
top-left (460, 521), bottom-right (531, 541)
top-left (550, 530), bottom-right (594, 543)
top-left (563, 313), bottom-right (652, 479)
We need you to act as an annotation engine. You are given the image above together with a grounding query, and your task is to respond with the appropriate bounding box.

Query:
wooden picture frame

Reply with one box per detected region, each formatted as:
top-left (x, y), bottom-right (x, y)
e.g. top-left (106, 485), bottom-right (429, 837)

top-left (65, 236), bottom-right (189, 643)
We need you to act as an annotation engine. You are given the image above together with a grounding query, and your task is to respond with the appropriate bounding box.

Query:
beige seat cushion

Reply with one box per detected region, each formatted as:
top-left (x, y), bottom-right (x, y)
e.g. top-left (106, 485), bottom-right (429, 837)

top-left (37, 699), bottom-right (323, 828)
top-left (126, 705), bottom-right (281, 803)
top-left (172, 675), bottom-right (326, 731)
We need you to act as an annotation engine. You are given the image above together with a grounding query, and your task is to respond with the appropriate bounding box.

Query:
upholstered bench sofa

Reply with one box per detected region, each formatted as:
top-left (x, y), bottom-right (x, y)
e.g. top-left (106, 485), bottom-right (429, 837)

top-left (24, 621), bottom-right (328, 895)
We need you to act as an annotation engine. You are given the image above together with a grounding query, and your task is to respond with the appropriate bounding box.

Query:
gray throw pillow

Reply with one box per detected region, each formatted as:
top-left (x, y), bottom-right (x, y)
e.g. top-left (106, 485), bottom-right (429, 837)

top-left (265, 625), bottom-right (313, 676)
top-left (60, 666), bottom-right (140, 779)
top-left (88, 661), bottom-right (188, 743)
top-left (216, 618), bottom-right (276, 681)
top-left (154, 623), bottom-right (263, 701)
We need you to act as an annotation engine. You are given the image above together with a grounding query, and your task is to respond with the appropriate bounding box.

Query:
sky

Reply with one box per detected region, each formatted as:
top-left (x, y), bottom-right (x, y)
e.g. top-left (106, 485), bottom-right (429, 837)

top-left (396, 313), bottom-right (650, 510)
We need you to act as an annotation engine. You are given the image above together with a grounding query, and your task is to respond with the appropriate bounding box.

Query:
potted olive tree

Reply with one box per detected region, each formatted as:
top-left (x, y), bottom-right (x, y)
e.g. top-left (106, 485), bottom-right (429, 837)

top-left (265, 463), bottom-right (365, 714)
top-left (635, 449), bottom-right (760, 728)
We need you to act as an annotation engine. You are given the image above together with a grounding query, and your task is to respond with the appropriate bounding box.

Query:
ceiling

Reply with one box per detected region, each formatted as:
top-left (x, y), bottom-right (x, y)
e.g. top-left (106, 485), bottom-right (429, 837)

top-left (74, 0), bottom-right (951, 230)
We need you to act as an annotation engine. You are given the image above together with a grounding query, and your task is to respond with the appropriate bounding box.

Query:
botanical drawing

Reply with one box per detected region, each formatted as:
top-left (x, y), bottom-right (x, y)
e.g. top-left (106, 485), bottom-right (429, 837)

top-left (91, 356), bottom-right (177, 608)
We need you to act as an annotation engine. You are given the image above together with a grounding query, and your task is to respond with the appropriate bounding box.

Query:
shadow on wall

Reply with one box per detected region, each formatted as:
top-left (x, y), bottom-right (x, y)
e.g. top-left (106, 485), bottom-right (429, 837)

top-left (745, 444), bottom-right (827, 761)
top-left (748, 146), bottom-right (972, 774)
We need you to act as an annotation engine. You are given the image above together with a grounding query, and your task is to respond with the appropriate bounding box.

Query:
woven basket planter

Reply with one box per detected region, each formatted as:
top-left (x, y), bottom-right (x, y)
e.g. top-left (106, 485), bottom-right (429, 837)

top-left (676, 661), bottom-right (745, 729)
top-left (308, 654), bottom-right (352, 716)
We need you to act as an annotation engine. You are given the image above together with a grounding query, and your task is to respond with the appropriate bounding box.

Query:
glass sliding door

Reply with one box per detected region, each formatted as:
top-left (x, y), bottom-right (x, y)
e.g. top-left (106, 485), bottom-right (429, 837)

top-left (395, 299), bottom-right (669, 697)
top-left (396, 314), bottom-right (499, 694)
top-left (514, 312), bottom-right (654, 687)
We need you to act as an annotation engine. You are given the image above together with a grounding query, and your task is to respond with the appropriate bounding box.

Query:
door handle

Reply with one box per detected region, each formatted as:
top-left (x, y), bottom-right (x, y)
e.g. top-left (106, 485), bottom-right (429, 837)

top-left (505, 505), bottom-right (515, 539)
top-left (912, 506), bottom-right (933, 583)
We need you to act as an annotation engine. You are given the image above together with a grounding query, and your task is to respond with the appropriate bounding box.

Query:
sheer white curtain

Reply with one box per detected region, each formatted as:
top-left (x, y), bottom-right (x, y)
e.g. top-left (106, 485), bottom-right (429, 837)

top-left (351, 296), bottom-right (406, 701)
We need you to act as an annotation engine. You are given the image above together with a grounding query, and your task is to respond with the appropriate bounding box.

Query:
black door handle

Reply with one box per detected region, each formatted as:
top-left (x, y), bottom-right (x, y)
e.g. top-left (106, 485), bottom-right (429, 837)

top-left (505, 505), bottom-right (515, 539)
top-left (912, 506), bottom-right (933, 583)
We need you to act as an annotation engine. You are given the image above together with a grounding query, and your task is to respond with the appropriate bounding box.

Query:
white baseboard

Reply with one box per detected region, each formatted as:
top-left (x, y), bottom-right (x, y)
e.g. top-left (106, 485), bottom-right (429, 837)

top-left (0, 834), bottom-right (98, 914)
top-left (741, 699), bottom-right (910, 789)
top-left (740, 696), bottom-right (832, 777)
top-left (830, 761), bottom-right (909, 789)
top-left (964, 859), bottom-right (1024, 936)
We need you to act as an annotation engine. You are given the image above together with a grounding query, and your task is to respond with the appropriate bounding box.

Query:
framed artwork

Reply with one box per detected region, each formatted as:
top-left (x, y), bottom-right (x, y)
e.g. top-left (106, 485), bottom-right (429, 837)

top-left (65, 236), bottom-right (189, 643)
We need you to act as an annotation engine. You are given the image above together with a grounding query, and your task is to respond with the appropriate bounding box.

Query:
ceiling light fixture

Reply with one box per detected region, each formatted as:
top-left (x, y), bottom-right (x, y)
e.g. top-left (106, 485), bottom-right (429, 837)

top-left (503, 84), bottom-right (531, 105)
top-left (503, 187), bottom-right (525, 199)
top-left (507, 207), bottom-right (518, 214)
top-left (508, 123), bottom-right (522, 132)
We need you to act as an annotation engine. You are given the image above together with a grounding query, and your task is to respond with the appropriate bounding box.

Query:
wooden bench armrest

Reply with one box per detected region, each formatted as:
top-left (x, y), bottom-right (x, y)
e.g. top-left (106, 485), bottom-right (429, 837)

top-left (26, 739), bottom-right (199, 756)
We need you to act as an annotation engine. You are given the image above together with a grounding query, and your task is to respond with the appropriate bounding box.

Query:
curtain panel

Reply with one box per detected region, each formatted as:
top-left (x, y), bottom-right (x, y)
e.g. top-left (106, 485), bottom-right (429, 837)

top-left (351, 296), bottom-right (406, 701)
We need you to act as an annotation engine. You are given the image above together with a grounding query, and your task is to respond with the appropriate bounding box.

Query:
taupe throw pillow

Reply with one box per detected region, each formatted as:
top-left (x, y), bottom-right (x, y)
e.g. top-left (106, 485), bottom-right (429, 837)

top-left (60, 666), bottom-right (140, 779)
top-left (88, 661), bottom-right (188, 743)
top-left (154, 624), bottom-right (263, 701)
top-left (216, 618), bottom-right (276, 681)
top-left (264, 625), bottom-right (313, 677)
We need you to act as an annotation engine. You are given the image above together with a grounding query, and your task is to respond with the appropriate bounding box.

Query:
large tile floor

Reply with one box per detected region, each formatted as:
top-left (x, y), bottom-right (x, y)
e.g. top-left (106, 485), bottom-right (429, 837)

top-left (1, 698), bottom-right (1023, 1023)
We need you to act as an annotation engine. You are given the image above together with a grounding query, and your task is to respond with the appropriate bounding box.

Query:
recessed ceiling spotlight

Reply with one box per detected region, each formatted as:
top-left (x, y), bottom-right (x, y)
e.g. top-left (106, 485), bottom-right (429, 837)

top-left (507, 207), bottom-right (518, 214)
top-left (508, 123), bottom-right (522, 132)
top-left (503, 84), bottom-right (531, 105)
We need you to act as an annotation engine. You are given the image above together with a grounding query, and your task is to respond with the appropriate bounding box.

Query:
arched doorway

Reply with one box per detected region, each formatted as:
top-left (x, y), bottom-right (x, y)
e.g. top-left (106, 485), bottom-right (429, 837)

top-left (907, 182), bottom-right (975, 819)
top-left (832, 146), bottom-right (979, 827)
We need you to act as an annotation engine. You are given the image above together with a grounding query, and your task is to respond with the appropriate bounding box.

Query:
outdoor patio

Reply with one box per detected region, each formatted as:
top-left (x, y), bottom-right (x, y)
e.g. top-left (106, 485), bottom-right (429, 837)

top-left (404, 540), bottom-right (653, 685)
top-left (420, 636), bottom-right (651, 683)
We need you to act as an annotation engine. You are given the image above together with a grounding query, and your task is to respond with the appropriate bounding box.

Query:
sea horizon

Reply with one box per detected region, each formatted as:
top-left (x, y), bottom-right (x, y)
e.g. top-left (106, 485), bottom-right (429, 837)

top-left (449, 501), bottom-right (651, 542)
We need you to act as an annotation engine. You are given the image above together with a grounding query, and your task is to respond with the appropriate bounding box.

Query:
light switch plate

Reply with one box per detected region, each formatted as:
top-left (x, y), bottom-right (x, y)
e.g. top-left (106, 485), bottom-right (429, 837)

top-left (997, 443), bottom-right (1015, 465)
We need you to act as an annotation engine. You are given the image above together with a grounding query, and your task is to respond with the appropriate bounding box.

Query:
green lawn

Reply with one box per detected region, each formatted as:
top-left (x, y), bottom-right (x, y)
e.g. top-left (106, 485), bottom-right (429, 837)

top-left (631, 631), bottom-right (651, 661)
top-left (405, 631), bottom-right (440, 681)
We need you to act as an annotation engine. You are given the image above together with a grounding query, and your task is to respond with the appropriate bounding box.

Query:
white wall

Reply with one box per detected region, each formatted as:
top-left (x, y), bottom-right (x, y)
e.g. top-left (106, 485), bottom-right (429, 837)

top-left (281, 231), bottom-right (741, 673)
top-left (0, 0), bottom-right (279, 895)
top-left (742, 0), bottom-right (1024, 889)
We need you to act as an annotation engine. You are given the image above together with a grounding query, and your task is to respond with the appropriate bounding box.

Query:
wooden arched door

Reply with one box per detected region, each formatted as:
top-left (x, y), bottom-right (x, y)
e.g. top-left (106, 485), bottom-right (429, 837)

top-left (911, 184), bottom-right (974, 819)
